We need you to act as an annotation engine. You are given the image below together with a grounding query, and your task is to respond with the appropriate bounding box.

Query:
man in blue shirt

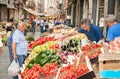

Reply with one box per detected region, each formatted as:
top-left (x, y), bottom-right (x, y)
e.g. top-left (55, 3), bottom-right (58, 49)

top-left (12, 22), bottom-right (28, 79)
top-left (78, 18), bottom-right (104, 42)
top-left (12, 22), bottom-right (28, 67)
top-left (105, 14), bottom-right (120, 42)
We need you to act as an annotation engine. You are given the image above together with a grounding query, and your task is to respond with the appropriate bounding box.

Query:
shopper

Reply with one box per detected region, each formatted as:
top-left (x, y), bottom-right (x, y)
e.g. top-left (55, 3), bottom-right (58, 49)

top-left (40, 19), bottom-right (44, 33)
top-left (48, 20), bottom-right (54, 33)
top-left (7, 27), bottom-right (15, 63)
top-left (12, 22), bottom-right (28, 79)
top-left (105, 14), bottom-right (120, 42)
top-left (32, 19), bottom-right (36, 34)
top-left (78, 18), bottom-right (104, 42)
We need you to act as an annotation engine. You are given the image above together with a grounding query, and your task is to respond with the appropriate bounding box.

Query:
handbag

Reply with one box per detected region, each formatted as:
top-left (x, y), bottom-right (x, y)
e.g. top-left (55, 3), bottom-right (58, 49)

top-left (8, 60), bottom-right (20, 76)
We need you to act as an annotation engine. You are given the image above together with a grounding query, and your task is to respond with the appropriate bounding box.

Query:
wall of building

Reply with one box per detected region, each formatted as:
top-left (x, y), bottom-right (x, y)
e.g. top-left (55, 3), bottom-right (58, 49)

top-left (0, 5), bottom-right (8, 21)
top-left (116, 0), bottom-right (120, 22)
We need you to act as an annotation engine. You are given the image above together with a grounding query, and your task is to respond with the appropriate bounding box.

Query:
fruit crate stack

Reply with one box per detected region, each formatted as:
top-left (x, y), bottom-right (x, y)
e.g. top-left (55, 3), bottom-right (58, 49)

top-left (99, 53), bottom-right (120, 78)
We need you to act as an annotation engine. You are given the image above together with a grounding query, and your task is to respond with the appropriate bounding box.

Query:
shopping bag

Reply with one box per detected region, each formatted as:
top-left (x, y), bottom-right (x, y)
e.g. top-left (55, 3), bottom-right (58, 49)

top-left (8, 60), bottom-right (20, 76)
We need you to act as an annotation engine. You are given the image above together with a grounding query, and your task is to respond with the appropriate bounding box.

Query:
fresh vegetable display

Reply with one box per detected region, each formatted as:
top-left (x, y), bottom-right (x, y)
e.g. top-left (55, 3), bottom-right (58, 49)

top-left (107, 37), bottom-right (120, 53)
top-left (81, 43), bottom-right (101, 60)
top-left (26, 36), bottom-right (34, 43)
top-left (2, 37), bottom-right (7, 43)
top-left (61, 37), bottom-right (81, 52)
top-left (26, 41), bottom-right (60, 65)
top-left (28, 36), bottom-right (57, 50)
top-left (58, 51), bottom-right (77, 64)
top-left (21, 29), bottom-right (102, 79)
top-left (26, 49), bottom-right (60, 68)
top-left (21, 63), bottom-right (58, 79)
top-left (58, 64), bottom-right (89, 79)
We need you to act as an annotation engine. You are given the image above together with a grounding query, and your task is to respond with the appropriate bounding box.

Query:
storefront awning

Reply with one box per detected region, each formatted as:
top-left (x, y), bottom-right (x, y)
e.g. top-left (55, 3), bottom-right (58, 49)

top-left (23, 7), bottom-right (45, 16)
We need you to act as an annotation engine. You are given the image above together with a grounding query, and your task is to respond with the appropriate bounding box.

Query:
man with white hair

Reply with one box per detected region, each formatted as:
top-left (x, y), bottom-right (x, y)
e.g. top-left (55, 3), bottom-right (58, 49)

top-left (12, 22), bottom-right (28, 79)
top-left (105, 14), bottom-right (120, 42)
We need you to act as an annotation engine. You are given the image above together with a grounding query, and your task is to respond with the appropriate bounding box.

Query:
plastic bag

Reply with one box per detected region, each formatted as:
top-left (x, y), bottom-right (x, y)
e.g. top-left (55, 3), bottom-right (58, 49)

top-left (8, 60), bottom-right (20, 76)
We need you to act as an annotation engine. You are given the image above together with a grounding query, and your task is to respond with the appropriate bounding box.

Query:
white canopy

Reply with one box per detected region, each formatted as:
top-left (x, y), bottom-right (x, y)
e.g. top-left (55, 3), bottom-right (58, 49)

top-left (23, 7), bottom-right (45, 16)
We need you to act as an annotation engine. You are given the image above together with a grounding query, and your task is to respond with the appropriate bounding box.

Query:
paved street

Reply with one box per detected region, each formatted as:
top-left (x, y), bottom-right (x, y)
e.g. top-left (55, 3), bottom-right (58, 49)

top-left (0, 46), bottom-right (12, 79)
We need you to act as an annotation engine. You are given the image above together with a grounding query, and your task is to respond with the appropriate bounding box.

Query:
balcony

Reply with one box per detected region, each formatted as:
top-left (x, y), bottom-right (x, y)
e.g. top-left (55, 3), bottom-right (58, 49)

top-left (0, 0), bottom-right (8, 5)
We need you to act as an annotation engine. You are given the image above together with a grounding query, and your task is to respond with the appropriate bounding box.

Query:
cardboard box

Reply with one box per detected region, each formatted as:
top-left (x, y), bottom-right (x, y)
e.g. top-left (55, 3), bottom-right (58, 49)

top-left (99, 53), bottom-right (120, 78)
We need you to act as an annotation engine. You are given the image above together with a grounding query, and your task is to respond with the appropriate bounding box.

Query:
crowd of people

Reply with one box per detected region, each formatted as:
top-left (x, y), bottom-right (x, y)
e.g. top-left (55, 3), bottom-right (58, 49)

top-left (0, 14), bottom-right (120, 79)
top-left (22, 17), bottom-right (68, 34)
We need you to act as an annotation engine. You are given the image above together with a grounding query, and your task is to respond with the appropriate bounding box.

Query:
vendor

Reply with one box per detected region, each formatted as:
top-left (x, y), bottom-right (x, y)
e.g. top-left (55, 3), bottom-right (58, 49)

top-left (78, 18), bottom-right (104, 42)
top-left (105, 14), bottom-right (120, 42)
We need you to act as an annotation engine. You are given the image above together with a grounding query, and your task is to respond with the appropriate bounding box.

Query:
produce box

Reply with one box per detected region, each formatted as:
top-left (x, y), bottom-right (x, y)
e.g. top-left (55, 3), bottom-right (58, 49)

top-left (99, 53), bottom-right (120, 78)
top-left (90, 56), bottom-right (98, 64)
top-left (77, 71), bottom-right (96, 79)
top-left (76, 56), bottom-right (96, 79)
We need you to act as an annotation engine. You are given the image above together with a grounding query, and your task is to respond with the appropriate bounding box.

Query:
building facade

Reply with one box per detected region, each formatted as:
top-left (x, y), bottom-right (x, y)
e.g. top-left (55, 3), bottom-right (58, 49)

top-left (0, 0), bottom-right (24, 22)
top-left (65, 0), bottom-right (120, 37)
top-left (0, 0), bottom-right (8, 21)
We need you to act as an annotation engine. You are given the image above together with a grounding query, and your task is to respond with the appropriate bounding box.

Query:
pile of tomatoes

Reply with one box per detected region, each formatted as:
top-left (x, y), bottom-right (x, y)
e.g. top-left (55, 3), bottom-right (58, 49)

top-left (58, 64), bottom-right (89, 79)
top-left (81, 43), bottom-right (101, 60)
top-left (21, 63), bottom-right (58, 79)
top-left (28, 36), bottom-right (57, 50)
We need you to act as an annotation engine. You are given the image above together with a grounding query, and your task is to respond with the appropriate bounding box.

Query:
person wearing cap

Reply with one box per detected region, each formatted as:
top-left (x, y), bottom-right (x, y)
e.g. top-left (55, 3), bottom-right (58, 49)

top-left (78, 18), bottom-right (104, 42)
top-left (105, 14), bottom-right (120, 42)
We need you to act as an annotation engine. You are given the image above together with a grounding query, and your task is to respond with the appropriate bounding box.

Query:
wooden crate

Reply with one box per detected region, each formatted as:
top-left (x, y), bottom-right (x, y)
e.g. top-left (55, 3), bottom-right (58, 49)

top-left (77, 71), bottom-right (96, 79)
top-left (90, 56), bottom-right (98, 65)
top-left (99, 53), bottom-right (120, 78)
top-left (76, 56), bottom-right (96, 79)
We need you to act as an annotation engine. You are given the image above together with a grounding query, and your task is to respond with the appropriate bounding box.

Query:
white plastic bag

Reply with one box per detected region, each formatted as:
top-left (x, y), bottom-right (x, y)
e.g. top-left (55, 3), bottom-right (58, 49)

top-left (8, 60), bottom-right (20, 76)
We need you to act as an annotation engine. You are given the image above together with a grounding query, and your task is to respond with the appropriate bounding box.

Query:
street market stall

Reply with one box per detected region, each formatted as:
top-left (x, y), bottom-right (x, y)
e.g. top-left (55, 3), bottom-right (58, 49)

top-left (17, 25), bottom-right (120, 79)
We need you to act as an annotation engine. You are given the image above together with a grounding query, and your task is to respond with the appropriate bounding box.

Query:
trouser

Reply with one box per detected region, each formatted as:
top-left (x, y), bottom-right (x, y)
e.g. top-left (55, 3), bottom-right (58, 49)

top-left (17, 55), bottom-right (27, 67)
top-left (40, 26), bottom-right (44, 33)
top-left (32, 27), bottom-right (35, 34)
top-left (8, 46), bottom-right (14, 63)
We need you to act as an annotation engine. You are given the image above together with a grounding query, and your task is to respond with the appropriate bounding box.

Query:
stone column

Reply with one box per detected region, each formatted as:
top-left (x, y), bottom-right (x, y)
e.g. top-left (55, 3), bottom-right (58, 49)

top-left (103, 0), bottom-right (108, 38)
top-left (83, 0), bottom-right (89, 18)
top-left (88, 0), bottom-right (93, 23)
top-left (71, 4), bottom-right (74, 25)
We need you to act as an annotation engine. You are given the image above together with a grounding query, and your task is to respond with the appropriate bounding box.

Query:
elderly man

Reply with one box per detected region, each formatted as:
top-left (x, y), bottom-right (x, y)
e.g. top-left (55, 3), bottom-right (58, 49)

top-left (105, 14), bottom-right (120, 42)
top-left (12, 22), bottom-right (28, 67)
top-left (12, 22), bottom-right (28, 79)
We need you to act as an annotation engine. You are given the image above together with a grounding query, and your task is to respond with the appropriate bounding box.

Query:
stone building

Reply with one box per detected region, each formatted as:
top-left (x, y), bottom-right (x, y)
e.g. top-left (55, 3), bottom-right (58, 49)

top-left (0, 0), bottom-right (25, 22)
top-left (0, 0), bottom-right (8, 21)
